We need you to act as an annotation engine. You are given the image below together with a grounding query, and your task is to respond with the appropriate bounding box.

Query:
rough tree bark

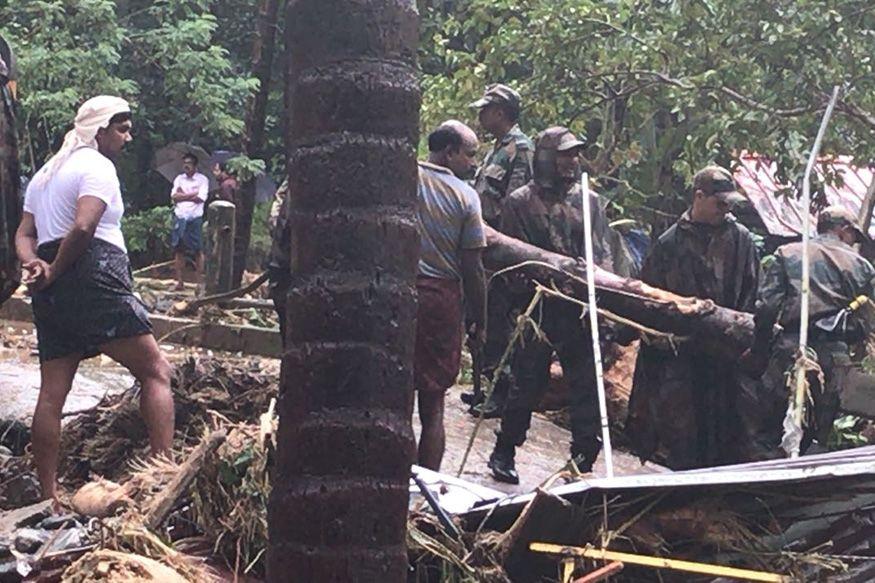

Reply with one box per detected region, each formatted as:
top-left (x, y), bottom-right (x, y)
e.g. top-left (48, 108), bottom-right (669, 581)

top-left (484, 226), bottom-right (755, 359)
top-left (267, 1), bottom-right (420, 581)
top-left (0, 62), bottom-right (20, 306)
top-left (234, 0), bottom-right (284, 285)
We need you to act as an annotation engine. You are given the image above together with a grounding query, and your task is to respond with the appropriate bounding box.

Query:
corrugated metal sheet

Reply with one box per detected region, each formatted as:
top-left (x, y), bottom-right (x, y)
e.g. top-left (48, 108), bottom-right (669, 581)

top-left (464, 445), bottom-right (875, 519)
top-left (734, 154), bottom-right (875, 238)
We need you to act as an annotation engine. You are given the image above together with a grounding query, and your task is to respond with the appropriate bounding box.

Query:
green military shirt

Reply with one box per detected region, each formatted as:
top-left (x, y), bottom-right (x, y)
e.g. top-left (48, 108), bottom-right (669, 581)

top-left (754, 233), bottom-right (875, 341)
top-left (474, 124), bottom-right (533, 226)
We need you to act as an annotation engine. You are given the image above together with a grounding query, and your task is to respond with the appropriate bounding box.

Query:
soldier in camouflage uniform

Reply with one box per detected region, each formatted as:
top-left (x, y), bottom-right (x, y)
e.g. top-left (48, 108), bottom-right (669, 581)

top-left (468, 84), bottom-right (535, 418)
top-left (625, 166), bottom-right (760, 470)
top-left (487, 126), bottom-right (634, 484)
top-left (470, 84), bottom-right (534, 226)
top-left (744, 206), bottom-right (875, 455)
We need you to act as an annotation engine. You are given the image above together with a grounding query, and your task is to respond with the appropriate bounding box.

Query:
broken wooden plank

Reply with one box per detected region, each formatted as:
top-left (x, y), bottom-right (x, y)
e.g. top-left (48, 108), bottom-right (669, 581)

top-left (529, 542), bottom-right (789, 582)
top-left (144, 429), bottom-right (227, 531)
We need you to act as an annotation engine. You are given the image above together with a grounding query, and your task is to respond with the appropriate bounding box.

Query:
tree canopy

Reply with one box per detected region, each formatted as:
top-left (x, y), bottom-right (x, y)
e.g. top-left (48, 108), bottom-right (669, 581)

top-left (3, 0), bottom-right (874, 235)
top-left (419, 0), bottom-right (875, 226)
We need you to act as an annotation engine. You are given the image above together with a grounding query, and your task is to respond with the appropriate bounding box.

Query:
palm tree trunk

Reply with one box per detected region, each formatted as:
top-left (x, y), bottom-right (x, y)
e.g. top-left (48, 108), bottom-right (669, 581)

top-left (267, 1), bottom-right (420, 581)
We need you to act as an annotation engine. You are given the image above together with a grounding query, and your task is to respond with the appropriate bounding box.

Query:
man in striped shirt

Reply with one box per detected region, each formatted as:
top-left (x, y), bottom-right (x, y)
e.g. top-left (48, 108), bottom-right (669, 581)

top-left (415, 121), bottom-right (487, 470)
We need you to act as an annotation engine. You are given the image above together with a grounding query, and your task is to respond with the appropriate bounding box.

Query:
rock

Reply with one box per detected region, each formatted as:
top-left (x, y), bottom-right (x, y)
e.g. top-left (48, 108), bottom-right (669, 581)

top-left (0, 559), bottom-right (18, 583)
top-left (0, 421), bottom-right (29, 456)
top-left (0, 539), bottom-right (10, 559)
top-left (0, 500), bottom-right (53, 532)
top-left (39, 514), bottom-right (81, 530)
top-left (13, 528), bottom-right (46, 554)
top-left (0, 474), bottom-right (40, 509)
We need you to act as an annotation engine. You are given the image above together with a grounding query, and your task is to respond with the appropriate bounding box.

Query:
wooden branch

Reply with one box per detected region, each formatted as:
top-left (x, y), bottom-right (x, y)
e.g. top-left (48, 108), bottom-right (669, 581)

top-left (837, 100), bottom-right (875, 132)
top-left (144, 429), bottom-right (227, 531)
top-left (132, 260), bottom-right (175, 277)
top-left (222, 297), bottom-right (275, 310)
top-left (173, 271), bottom-right (269, 314)
top-left (590, 69), bottom-right (875, 127)
top-left (484, 226), bottom-right (757, 359)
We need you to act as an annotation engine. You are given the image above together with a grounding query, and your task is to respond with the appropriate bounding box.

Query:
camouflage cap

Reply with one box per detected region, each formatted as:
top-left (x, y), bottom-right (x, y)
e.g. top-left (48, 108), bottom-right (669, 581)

top-left (535, 126), bottom-right (585, 152)
top-left (469, 84), bottom-right (521, 115)
top-left (693, 165), bottom-right (746, 205)
top-left (818, 205), bottom-right (868, 241)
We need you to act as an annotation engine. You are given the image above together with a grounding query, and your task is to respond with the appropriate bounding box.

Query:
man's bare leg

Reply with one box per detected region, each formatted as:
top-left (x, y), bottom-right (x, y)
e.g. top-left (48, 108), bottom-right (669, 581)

top-left (417, 390), bottom-right (446, 471)
top-left (100, 334), bottom-right (174, 454)
top-left (173, 250), bottom-right (185, 291)
top-left (33, 354), bottom-right (82, 501)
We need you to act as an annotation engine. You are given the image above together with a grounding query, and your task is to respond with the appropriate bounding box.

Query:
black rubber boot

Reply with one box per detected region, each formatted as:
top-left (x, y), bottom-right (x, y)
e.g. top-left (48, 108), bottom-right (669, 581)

top-left (488, 442), bottom-right (519, 484)
top-left (570, 453), bottom-right (595, 474)
top-left (570, 439), bottom-right (600, 474)
top-left (470, 397), bottom-right (503, 418)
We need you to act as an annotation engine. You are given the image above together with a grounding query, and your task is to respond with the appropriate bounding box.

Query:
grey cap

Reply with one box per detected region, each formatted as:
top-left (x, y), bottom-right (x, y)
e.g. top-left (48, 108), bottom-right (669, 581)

top-left (819, 205), bottom-right (868, 241)
top-left (693, 165), bottom-right (746, 205)
top-left (469, 84), bottom-right (522, 114)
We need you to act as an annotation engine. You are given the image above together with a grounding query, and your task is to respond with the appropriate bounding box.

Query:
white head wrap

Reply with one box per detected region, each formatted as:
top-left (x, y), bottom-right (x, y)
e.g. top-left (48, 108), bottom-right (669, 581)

top-left (31, 95), bottom-right (130, 188)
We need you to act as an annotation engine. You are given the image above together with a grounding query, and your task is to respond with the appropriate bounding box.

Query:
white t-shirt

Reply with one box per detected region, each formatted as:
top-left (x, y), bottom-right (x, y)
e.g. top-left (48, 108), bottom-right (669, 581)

top-left (171, 172), bottom-right (209, 219)
top-left (23, 148), bottom-right (127, 252)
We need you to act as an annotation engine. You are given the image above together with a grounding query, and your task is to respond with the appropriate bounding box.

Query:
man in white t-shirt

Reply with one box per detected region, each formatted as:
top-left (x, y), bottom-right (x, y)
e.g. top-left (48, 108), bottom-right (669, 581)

top-left (170, 153), bottom-right (208, 290)
top-left (14, 95), bottom-right (174, 504)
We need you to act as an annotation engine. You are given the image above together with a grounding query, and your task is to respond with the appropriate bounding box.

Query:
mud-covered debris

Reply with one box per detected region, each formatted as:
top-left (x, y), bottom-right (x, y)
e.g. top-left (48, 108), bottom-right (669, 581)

top-left (63, 549), bottom-right (190, 582)
top-left (59, 356), bottom-right (277, 486)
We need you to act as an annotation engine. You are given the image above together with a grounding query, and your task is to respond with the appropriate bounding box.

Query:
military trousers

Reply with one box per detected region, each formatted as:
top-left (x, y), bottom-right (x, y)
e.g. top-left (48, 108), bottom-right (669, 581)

top-left (495, 298), bottom-right (601, 461)
top-left (753, 333), bottom-right (875, 454)
top-left (482, 276), bottom-right (519, 406)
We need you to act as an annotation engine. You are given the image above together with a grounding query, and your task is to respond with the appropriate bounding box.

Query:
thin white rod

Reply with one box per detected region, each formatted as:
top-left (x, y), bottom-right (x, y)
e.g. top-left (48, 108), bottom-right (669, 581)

top-left (791, 85), bottom-right (841, 458)
top-left (581, 172), bottom-right (614, 477)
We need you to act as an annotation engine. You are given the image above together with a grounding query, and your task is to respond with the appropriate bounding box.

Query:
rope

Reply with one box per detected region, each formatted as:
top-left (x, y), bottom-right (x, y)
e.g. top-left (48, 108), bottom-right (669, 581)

top-left (456, 289), bottom-right (544, 478)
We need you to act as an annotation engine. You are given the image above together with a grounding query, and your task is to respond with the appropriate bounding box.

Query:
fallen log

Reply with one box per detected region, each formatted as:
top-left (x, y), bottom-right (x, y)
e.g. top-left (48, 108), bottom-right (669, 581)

top-left (144, 429), bottom-right (227, 531)
top-left (484, 226), bottom-right (755, 359)
top-left (171, 271), bottom-right (269, 315)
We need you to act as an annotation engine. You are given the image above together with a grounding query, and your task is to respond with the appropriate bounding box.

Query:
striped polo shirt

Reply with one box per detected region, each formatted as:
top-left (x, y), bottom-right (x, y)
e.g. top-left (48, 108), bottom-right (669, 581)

top-left (416, 161), bottom-right (486, 280)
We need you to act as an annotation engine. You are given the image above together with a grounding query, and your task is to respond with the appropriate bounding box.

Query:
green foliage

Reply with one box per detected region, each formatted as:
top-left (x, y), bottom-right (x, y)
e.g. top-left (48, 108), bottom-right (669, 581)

top-left (828, 415), bottom-right (869, 450)
top-left (1, 0), bottom-right (137, 165)
top-left (226, 155), bottom-right (266, 183)
top-left (419, 0), bottom-right (875, 230)
top-left (1, 0), bottom-right (261, 188)
top-left (121, 205), bottom-right (173, 254)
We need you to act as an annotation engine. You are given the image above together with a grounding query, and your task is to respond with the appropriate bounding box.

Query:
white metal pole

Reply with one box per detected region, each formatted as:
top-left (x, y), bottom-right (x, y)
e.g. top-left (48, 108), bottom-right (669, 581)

top-left (790, 85), bottom-right (841, 458)
top-left (581, 172), bottom-right (614, 478)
